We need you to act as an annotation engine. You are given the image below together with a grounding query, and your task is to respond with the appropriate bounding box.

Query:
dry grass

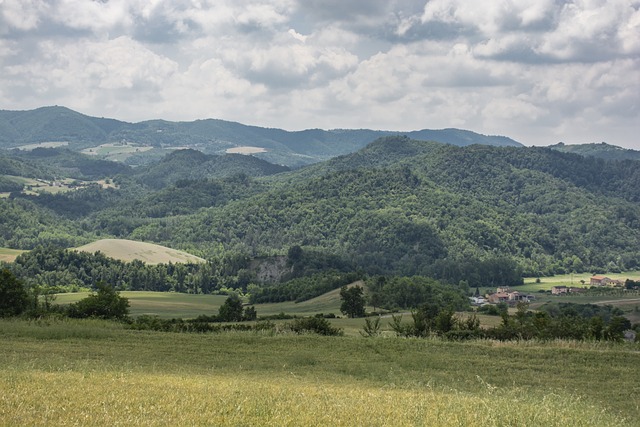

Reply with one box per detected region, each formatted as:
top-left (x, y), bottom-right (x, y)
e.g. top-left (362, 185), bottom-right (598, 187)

top-left (1, 369), bottom-right (628, 427)
top-left (74, 239), bottom-right (206, 265)
top-left (0, 318), bottom-right (638, 426)
top-left (0, 247), bottom-right (25, 263)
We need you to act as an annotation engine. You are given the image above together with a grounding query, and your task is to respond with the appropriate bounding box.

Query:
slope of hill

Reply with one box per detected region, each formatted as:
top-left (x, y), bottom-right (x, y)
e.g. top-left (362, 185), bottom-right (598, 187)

top-left (2, 136), bottom-right (639, 283)
top-left (126, 137), bottom-right (639, 279)
top-left (132, 149), bottom-right (290, 189)
top-left (548, 142), bottom-right (640, 161)
top-left (75, 239), bottom-right (205, 264)
top-left (0, 106), bottom-right (522, 166)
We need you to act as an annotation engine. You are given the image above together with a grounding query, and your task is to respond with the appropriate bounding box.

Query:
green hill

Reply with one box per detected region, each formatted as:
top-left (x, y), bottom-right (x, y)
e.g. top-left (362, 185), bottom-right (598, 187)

top-left (132, 149), bottom-right (290, 189)
top-left (75, 239), bottom-right (205, 265)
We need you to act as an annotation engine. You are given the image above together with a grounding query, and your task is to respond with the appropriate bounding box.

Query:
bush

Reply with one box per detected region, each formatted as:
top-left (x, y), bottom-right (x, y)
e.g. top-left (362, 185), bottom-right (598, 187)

top-left (67, 283), bottom-right (129, 320)
top-left (287, 317), bottom-right (343, 336)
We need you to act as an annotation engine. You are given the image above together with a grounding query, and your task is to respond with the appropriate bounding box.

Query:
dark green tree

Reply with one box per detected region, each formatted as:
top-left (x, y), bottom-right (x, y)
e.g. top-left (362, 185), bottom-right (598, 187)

top-left (0, 268), bottom-right (29, 317)
top-left (67, 282), bottom-right (129, 320)
top-left (340, 285), bottom-right (366, 318)
top-left (218, 294), bottom-right (244, 322)
top-left (243, 305), bottom-right (257, 321)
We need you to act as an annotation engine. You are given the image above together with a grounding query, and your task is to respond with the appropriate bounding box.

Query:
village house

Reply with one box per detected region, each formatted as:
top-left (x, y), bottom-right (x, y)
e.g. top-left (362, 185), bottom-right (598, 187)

top-left (552, 286), bottom-right (586, 295)
top-left (552, 286), bottom-right (568, 295)
top-left (590, 276), bottom-right (625, 287)
top-left (486, 290), bottom-right (534, 304)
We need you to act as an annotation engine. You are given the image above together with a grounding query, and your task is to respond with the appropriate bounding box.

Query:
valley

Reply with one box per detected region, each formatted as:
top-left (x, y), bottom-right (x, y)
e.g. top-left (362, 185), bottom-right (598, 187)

top-left (2, 107), bottom-right (640, 426)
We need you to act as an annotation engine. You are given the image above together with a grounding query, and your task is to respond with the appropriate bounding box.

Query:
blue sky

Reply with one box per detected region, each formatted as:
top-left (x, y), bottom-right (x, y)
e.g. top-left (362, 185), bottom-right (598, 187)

top-left (1, 0), bottom-right (638, 148)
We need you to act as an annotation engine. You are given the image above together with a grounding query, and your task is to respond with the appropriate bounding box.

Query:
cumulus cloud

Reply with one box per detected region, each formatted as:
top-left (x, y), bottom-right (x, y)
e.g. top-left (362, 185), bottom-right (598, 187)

top-left (0, 0), bottom-right (638, 148)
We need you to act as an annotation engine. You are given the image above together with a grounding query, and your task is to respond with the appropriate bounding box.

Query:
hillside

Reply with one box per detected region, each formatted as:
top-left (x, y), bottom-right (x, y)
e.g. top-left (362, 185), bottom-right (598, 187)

top-left (549, 142), bottom-right (640, 161)
top-left (118, 137), bottom-right (640, 280)
top-left (75, 239), bottom-right (205, 265)
top-left (1, 136), bottom-right (639, 283)
top-left (0, 106), bottom-right (522, 166)
top-left (131, 149), bottom-right (290, 189)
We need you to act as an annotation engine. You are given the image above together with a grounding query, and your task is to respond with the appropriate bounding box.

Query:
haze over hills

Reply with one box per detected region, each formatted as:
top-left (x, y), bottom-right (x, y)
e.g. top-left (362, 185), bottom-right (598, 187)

top-left (0, 106), bottom-right (522, 166)
top-left (548, 142), bottom-right (640, 162)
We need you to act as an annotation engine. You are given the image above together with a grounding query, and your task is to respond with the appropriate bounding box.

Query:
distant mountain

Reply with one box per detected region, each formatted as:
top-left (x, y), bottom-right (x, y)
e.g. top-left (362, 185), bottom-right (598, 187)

top-left (548, 142), bottom-right (640, 161)
top-left (0, 106), bottom-right (522, 166)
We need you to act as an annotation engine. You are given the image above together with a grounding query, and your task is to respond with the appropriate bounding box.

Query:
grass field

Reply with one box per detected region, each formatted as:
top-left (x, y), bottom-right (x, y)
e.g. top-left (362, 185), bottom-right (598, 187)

top-left (74, 239), bottom-right (206, 265)
top-left (0, 247), bottom-right (26, 263)
top-left (0, 318), bottom-right (638, 426)
top-left (519, 271), bottom-right (640, 292)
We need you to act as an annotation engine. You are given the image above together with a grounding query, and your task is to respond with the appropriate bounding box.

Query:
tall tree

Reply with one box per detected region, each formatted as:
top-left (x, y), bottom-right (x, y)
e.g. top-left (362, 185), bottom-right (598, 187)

top-left (0, 268), bottom-right (29, 317)
top-left (340, 285), bottom-right (366, 318)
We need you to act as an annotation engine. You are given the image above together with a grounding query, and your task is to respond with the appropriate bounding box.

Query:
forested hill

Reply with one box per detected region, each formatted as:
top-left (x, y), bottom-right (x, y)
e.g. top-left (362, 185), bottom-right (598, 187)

top-left (130, 149), bottom-right (290, 189)
top-left (549, 142), bottom-right (640, 161)
top-left (0, 106), bottom-right (521, 166)
top-left (1, 136), bottom-right (639, 284)
top-left (126, 137), bottom-right (640, 279)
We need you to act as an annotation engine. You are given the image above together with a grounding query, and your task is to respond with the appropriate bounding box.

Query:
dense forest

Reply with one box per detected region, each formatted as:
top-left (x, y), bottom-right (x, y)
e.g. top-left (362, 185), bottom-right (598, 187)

top-left (2, 135), bottom-right (640, 296)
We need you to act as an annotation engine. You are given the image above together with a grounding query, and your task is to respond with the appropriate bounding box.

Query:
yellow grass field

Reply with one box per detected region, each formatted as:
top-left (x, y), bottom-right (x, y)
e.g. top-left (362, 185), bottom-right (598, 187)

top-left (0, 247), bottom-right (26, 263)
top-left (74, 239), bottom-right (206, 265)
top-left (0, 319), bottom-right (637, 426)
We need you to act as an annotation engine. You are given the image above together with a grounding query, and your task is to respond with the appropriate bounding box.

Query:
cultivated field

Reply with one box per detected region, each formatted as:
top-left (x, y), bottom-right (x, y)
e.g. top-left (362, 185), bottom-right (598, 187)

top-left (0, 318), bottom-right (637, 426)
top-left (74, 239), bottom-right (206, 265)
top-left (519, 271), bottom-right (640, 292)
top-left (225, 146), bottom-right (267, 154)
top-left (82, 142), bottom-right (153, 161)
top-left (0, 247), bottom-right (26, 263)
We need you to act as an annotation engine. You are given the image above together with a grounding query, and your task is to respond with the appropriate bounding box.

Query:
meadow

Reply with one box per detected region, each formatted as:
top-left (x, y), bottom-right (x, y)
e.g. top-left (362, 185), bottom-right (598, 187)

top-left (0, 248), bottom-right (26, 263)
top-left (519, 271), bottom-right (640, 292)
top-left (0, 318), bottom-right (638, 426)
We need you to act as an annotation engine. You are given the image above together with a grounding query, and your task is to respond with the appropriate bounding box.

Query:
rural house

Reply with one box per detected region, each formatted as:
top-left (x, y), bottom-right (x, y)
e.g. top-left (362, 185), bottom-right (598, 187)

top-left (552, 286), bottom-right (568, 295)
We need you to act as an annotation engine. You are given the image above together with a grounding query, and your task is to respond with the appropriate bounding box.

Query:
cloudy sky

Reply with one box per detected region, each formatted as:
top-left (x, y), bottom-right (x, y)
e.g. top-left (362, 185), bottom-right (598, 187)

top-left (1, 1), bottom-right (638, 148)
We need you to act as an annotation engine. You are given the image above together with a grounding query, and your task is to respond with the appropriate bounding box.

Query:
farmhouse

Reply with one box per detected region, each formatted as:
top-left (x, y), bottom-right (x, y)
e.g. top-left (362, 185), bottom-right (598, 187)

top-left (590, 276), bottom-right (625, 287)
top-left (552, 286), bottom-right (586, 295)
top-left (486, 290), bottom-right (534, 304)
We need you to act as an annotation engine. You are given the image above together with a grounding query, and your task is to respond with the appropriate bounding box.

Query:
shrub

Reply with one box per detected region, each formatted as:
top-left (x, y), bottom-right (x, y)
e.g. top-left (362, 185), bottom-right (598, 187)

top-left (67, 283), bottom-right (130, 320)
top-left (287, 317), bottom-right (343, 336)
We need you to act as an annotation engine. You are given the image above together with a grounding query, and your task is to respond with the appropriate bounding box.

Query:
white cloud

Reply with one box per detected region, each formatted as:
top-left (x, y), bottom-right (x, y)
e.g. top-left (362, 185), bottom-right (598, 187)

top-left (0, 0), bottom-right (638, 148)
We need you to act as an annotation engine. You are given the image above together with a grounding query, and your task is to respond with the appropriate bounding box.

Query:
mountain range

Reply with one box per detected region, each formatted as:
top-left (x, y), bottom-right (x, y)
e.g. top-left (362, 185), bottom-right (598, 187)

top-left (0, 106), bottom-right (522, 167)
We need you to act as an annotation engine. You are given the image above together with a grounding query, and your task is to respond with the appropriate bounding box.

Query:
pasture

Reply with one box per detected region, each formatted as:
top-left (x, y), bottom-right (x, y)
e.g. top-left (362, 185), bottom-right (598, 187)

top-left (0, 318), bottom-right (638, 426)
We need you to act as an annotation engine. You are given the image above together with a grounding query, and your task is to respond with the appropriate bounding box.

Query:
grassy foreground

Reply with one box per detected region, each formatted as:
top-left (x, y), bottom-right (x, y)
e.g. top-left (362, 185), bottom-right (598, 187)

top-left (1, 319), bottom-right (638, 426)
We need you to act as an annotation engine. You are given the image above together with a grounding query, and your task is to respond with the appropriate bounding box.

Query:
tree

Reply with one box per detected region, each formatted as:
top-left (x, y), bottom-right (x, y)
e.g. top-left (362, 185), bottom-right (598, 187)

top-left (218, 294), bottom-right (244, 322)
top-left (67, 282), bottom-right (129, 320)
top-left (340, 285), bottom-right (366, 318)
top-left (243, 305), bottom-right (257, 321)
top-left (0, 268), bottom-right (29, 317)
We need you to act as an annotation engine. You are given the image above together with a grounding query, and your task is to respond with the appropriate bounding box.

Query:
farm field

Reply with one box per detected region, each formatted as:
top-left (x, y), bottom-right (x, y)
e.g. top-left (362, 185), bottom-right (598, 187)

top-left (0, 247), bottom-right (26, 263)
top-left (0, 318), bottom-right (638, 426)
top-left (74, 239), bottom-right (206, 265)
top-left (81, 142), bottom-right (153, 162)
top-left (519, 271), bottom-right (640, 292)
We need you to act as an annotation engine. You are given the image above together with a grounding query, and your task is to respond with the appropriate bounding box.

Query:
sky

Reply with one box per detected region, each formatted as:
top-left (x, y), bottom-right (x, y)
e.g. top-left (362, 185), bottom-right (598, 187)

top-left (1, 0), bottom-right (639, 149)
